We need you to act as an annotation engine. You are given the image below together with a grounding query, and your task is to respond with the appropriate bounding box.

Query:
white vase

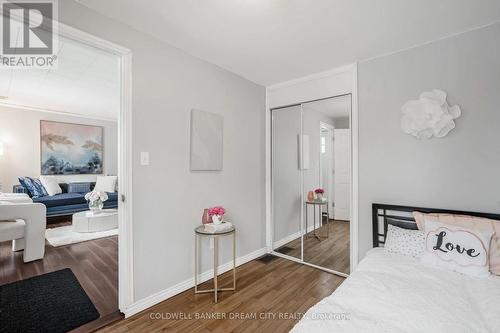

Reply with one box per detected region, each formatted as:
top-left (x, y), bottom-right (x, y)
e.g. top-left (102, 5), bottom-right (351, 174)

top-left (212, 215), bottom-right (222, 225)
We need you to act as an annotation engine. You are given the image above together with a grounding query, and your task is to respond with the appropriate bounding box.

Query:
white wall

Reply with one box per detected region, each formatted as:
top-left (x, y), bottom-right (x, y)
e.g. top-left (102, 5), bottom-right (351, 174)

top-left (58, 1), bottom-right (266, 303)
top-left (357, 23), bottom-right (500, 258)
top-left (0, 105), bottom-right (117, 192)
top-left (268, 68), bottom-right (353, 109)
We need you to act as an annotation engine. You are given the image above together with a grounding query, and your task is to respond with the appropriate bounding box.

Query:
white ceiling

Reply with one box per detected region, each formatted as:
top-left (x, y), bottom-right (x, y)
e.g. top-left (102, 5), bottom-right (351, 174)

top-left (78, 0), bottom-right (500, 85)
top-left (0, 36), bottom-right (120, 120)
top-left (303, 95), bottom-right (351, 120)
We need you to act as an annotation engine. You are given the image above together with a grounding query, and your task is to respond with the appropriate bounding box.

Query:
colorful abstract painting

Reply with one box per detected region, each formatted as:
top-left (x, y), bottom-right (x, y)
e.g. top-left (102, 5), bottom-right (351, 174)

top-left (40, 121), bottom-right (103, 175)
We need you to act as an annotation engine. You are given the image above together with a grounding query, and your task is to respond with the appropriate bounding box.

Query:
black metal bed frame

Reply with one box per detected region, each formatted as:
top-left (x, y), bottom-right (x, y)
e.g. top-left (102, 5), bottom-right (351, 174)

top-left (372, 203), bottom-right (500, 248)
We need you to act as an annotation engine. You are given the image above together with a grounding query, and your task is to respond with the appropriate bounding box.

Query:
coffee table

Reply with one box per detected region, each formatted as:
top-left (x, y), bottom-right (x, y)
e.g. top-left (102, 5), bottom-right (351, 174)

top-left (72, 209), bottom-right (118, 233)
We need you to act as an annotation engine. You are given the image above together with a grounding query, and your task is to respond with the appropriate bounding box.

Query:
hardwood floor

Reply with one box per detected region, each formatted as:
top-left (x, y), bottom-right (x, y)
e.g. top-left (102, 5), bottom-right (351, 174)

top-left (277, 220), bottom-right (350, 274)
top-left (0, 221), bottom-right (119, 320)
top-left (100, 255), bottom-right (346, 333)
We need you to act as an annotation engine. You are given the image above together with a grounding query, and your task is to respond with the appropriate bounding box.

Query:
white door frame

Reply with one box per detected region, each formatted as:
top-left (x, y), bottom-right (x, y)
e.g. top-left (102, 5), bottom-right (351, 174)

top-left (319, 122), bottom-right (334, 219)
top-left (266, 64), bottom-right (359, 274)
top-left (333, 128), bottom-right (351, 221)
top-left (57, 23), bottom-right (134, 313)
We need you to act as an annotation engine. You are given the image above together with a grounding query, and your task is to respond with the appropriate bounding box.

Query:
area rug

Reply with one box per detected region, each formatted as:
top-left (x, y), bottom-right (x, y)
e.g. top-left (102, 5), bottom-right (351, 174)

top-left (0, 268), bottom-right (100, 333)
top-left (46, 225), bottom-right (118, 247)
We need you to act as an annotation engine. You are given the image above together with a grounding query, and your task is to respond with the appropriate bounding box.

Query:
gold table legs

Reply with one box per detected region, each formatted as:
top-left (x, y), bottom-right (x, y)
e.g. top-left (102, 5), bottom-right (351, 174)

top-left (194, 230), bottom-right (236, 303)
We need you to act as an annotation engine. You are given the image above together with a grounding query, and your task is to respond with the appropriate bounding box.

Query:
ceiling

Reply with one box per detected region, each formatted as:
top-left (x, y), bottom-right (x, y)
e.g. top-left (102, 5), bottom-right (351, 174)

top-left (78, 0), bottom-right (500, 85)
top-left (0, 35), bottom-right (120, 120)
top-left (303, 95), bottom-right (351, 120)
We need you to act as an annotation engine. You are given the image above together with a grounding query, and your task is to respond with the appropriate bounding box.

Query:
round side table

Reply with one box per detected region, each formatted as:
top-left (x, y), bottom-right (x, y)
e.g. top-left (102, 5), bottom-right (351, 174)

top-left (194, 225), bottom-right (236, 303)
top-left (305, 200), bottom-right (329, 240)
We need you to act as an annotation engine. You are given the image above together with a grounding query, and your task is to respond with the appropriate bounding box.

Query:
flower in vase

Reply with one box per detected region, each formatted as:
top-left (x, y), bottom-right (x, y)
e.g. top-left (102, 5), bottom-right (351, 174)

top-left (208, 206), bottom-right (226, 224)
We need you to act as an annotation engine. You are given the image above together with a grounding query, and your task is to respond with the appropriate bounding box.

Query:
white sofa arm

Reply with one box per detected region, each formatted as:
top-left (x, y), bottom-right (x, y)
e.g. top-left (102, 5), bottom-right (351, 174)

top-left (0, 203), bottom-right (46, 262)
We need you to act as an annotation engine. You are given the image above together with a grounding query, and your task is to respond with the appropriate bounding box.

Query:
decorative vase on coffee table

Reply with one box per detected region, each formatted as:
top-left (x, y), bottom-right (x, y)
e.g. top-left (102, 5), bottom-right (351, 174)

top-left (89, 200), bottom-right (104, 213)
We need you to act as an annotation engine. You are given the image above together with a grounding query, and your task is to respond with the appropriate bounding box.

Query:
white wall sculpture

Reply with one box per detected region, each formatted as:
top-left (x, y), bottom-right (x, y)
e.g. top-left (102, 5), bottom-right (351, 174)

top-left (401, 89), bottom-right (461, 139)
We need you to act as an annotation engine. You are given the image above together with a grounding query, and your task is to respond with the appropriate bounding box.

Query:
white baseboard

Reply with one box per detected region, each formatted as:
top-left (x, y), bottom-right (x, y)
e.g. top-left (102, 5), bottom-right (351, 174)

top-left (273, 231), bottom-right (301, 249)
top-left (272, 224), bottom-right (318, 249)
top-left (122, 246), bottom-right (268, 318)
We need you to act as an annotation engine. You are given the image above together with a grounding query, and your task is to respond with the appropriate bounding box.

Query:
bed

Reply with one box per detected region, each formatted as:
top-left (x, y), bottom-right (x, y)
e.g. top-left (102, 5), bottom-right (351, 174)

top-left (291, 204), bottom-right (500, 333)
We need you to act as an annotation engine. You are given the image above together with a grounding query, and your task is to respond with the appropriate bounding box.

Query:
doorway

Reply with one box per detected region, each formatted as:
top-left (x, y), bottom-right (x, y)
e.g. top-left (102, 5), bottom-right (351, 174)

top-left (0, 20), bottom-right (133, 329)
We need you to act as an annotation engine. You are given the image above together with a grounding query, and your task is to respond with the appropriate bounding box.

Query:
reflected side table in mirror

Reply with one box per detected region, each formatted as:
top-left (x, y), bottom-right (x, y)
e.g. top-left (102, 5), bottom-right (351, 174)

top-left (305, 200), bottom-right (330, 241)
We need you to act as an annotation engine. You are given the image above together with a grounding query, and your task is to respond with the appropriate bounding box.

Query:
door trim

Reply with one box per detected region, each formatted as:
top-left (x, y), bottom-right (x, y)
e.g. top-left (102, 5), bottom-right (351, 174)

top-left (57, 22), bottom-right (135, 314)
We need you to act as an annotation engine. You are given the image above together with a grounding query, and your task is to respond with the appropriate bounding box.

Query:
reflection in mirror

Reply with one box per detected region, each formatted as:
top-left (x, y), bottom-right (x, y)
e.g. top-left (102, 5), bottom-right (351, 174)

top-left (272, 105), bottom-right (302, 260)
top-left (302, 95), bottom-right (351, 274)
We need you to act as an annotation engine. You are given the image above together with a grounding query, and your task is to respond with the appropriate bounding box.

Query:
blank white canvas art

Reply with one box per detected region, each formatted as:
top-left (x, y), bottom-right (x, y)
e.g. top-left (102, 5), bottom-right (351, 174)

top-left (190, 109), bottom-right (224, 171)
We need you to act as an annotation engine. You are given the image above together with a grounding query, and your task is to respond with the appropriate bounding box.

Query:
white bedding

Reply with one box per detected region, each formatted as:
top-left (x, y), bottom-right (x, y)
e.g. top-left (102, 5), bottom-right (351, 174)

top-left (291, 248), bottom-right (500, 333)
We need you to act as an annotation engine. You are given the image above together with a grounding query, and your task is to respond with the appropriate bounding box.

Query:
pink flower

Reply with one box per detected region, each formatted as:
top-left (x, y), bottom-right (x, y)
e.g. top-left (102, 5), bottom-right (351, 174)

top-left (314, 188), bottom-right (324, 194)
top-left (208, 206), bottom-right (226, 217)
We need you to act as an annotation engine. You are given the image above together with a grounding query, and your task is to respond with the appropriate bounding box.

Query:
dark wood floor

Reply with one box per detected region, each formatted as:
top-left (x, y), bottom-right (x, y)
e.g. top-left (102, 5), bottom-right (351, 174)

top-left (0, 221), bottom-right (119, 319)
top-left (100, 255), bottom-right (346, 333)
top-left (277, 220), bottom-right (350, 274)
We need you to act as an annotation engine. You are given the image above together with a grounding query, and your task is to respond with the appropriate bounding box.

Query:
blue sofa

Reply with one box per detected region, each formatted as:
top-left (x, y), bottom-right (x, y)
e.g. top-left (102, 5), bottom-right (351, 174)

top-left (13, 182), bottom-right (118, 217)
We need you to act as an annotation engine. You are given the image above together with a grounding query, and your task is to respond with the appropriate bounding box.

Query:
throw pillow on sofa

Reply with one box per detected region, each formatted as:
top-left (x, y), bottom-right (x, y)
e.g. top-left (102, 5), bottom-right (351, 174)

top-left (18, 177), bottom-right (48, 198)
top-left (40, 176), bottom-right (62, 196)
top-left (94, 176), bottom-right (118, 193)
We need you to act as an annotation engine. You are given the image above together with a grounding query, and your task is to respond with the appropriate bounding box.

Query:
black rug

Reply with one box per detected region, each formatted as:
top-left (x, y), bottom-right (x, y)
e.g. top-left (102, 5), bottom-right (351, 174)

top-left (0, 268), bottom-right (100, 333)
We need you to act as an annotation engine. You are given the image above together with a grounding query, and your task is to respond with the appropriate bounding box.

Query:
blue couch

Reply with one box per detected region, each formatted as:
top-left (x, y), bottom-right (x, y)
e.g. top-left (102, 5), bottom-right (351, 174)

top-left (13, 182), bottom-right (118, 217)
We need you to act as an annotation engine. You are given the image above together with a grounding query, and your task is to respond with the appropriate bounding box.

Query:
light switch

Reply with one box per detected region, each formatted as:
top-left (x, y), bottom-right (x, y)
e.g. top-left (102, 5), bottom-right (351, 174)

top-left (140, 152), bottom-right (150, 166)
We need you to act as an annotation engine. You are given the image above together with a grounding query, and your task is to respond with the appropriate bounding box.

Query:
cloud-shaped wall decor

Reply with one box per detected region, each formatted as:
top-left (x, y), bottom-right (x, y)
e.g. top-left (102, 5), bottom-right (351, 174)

top-left (401, 89), bottom-right (461, 139)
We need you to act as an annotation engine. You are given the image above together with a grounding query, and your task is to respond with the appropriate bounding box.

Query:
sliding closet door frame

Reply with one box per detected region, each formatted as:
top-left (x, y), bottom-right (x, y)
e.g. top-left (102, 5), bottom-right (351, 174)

top-left (266, 63), bottom-right (358, 277)
top-left (270, 105), bottom-right (304, 262)
top-left (269, 95), bottom-right (352, 278)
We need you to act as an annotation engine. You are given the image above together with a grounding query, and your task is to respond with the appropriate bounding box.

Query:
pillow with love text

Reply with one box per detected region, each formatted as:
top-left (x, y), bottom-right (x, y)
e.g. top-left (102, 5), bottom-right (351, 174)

top-left (421, 219), bottom-right (494, 277)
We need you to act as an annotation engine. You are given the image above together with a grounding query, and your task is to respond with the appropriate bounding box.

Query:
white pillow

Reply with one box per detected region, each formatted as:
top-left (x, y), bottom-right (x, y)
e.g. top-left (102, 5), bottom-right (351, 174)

top-left (384, 224), bottom-right (425, 258)
top-left (39, 176), bottom-right (62, 196)
top-left (94, 176), bottom-right (117, 193)
top-left (421, 220), bottom-right (494, 277)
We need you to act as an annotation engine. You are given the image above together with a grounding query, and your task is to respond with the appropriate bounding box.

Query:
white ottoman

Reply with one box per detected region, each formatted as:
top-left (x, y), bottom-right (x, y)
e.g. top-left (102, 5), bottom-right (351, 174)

top-left (72, 209), bottom-right (118, 233)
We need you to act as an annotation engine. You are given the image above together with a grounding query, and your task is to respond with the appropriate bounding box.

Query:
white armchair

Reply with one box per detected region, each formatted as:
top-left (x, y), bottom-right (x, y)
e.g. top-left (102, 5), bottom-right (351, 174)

top-left (0, 202), bottom-right (46, 262)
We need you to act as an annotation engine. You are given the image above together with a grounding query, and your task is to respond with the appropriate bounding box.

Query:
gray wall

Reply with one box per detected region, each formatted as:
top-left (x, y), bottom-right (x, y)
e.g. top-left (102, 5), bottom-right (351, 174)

top-left (358, 23), bottom-right (500, 258)
top-left (0, 105), bottom-right (117, 191)
top-left (59, 1), bottom-right (266, 301)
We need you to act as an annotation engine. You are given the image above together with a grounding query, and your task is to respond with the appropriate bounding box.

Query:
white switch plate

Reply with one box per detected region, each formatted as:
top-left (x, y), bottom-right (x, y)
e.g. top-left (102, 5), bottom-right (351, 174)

top-left (140, 152), bottom-right (150, 166)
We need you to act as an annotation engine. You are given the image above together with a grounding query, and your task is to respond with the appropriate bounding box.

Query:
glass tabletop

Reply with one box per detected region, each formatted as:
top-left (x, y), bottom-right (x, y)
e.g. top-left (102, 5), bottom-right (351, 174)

top-left (195, 224), bottom-right (235, 235)
top-left (305, 199), bottom-right (328, 205)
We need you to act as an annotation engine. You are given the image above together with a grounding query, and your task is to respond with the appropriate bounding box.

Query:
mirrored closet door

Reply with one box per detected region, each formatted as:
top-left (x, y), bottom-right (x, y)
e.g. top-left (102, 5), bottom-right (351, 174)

top-left (271, 95), bottom-right (352, 275)
top-left (272, 105), bottom-right (303, 260)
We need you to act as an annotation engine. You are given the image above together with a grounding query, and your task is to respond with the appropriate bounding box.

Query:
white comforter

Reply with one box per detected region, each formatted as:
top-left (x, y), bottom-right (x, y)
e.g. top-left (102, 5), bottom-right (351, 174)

top-left (291, 248), bottom-right (500, 333)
